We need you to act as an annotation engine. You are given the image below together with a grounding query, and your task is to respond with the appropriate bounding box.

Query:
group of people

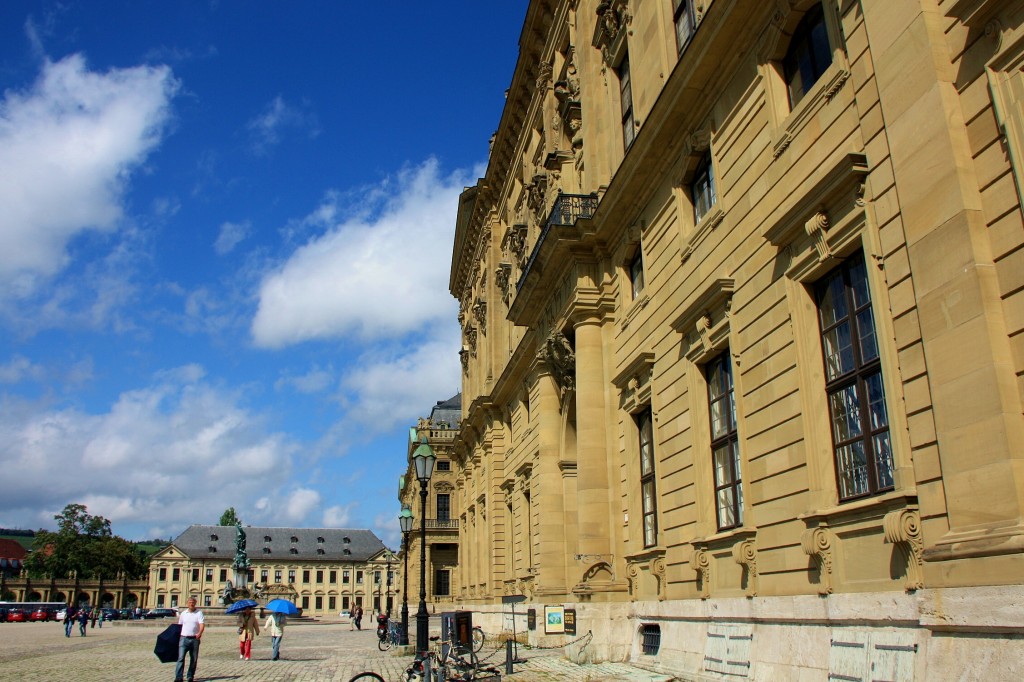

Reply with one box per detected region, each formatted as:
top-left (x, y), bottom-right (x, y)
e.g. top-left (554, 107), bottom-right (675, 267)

top-left (62, 607), bottom-right (104, 637)
top-left (173, 597), bottom-right (287, 682)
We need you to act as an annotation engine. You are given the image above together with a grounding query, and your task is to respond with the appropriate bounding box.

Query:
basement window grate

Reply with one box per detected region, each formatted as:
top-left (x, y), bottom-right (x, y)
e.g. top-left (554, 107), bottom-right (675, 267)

top-left (641, 624), bottom-right (661, 655)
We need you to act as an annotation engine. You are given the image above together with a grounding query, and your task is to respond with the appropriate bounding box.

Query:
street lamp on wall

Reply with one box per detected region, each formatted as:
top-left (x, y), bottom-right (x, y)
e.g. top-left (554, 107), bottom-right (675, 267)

top-left (412, 440), bottom-right (435, 655)
top-left (398, 504), bottom-right (413, 646)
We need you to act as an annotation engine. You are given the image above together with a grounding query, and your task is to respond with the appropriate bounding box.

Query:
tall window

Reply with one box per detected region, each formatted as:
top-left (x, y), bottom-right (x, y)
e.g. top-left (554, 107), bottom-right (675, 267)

top-left (288, 570), bottom-right (295, 584)
top-left (673, 0), bottom-right (695, 53)
top-left (434, 569), bottom-right (451, 596)
top-left (219, 569), bottom-right (227, 582)
top-left (343, 570), bottom-right (350, 584)
top-left (260, 569), bottom-right (268, 582)
top-left (274, 570), bottom-right (282, 583)
top-left (172, 568), bottom-right (180, 582)
top-left (708, 353), bottom-right (743, 530)
top-left (158, 568), bottom-right (166, 581)
top-left (692, 150), bottom-right (716, 223)
top-left (817, 253), bottom-right (893, 500)
top-left (191, 568), bottom-right (199, 581)
top-left (207, 568), bottom-right (214, 581)
top-left (302, 570), bottom-right (310, 583)
top-left (356, 570), bottom-right (364, 584)
top-left (629, 250), bottom-right (645, 300)
top-left (316, 570), bottom-right (324, 584)
top-left (784, 3), bottom-right (832, 108)
top-left (329, 570), bottom-right (337, 583)
top-left (637, 408), bottom-right (658, 547)
top-left (374, 570), bottom-right (381, 584)
top-left (437, 494), bottom-right (451, 521)
top-left (618, 54), bottom-right (636, 149)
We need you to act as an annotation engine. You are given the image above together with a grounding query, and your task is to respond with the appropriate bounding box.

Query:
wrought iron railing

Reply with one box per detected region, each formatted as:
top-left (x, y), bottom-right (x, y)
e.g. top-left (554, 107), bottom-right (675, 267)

top-left (516, 193), bottom-right (599, 292)
top-left (424, 518), bottom-right (459, 530)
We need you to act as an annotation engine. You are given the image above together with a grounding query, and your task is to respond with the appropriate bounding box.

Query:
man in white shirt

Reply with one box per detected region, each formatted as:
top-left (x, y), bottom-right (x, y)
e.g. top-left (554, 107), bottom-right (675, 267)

top-left (174, 597), bottom-right (205, 682)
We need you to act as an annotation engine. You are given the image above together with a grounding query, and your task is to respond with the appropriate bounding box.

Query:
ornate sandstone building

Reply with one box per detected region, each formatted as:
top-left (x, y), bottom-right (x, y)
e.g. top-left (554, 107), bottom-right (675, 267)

top-left (448, 0), bottom-right (1024, 677)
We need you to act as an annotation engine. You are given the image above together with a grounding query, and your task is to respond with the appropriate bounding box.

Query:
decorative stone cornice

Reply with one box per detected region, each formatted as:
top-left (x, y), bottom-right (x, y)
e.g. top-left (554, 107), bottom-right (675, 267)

top-left (692, 546), bottom-right (711, 599)
top-left (538, 330), bottom-right (575, 405)
top-left (731, 538), bottom-right (759, 597)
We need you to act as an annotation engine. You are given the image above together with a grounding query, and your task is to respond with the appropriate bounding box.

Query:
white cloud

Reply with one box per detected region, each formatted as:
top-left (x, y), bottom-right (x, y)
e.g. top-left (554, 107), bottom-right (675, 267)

top-left (0, 54), bottom-right (178, 300)
top-left (246, 95), bottom-right (319, 156)
top-left (0, 355), bottom-right (46, 384)
top-left (283, 488), bottom-right (321, 523)
top-left (322, 503), bottom-right (354, 528)
top-left (0, 365), bottom-right (301, 538)
top-left (214, 220), bottom-right (251, 255)
top-left (251, 159), bottom-right (465, 348)
top-left (275, 365), bottom-right (334, 394)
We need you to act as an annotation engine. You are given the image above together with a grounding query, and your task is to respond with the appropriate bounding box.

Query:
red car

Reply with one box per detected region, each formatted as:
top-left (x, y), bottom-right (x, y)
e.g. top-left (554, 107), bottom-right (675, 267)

top-left (29, 608), bottom-right (54, 622)
top-left (6, 609), bottom-right (27, 622)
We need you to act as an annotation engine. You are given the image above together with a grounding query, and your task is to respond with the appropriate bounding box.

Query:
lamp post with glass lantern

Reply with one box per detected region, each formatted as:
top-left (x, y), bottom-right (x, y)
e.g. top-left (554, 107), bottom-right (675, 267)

top-left (412, 441), bottom-right (435, 655)
top-left (399, 504), bottom-right (413, 646)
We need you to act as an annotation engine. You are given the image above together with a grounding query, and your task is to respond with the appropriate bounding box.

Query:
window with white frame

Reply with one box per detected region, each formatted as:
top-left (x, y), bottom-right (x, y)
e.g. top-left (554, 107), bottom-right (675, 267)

top-left (707, 352), bottom-right (742, 530)
top-left (637, 408), bottom-right (658, 547)
top-left (691, 150), bottom-right (716, 223)
top-left (673, 0), bottom-right (696, 54)
top-left (784, 3), bottom-right (832, 108)
top-left (629, 249), bottom-right (645, 300)
top-left (617, 53), bottom-right (636, 150)
top-left (816, 253), bottom-right (893, 500)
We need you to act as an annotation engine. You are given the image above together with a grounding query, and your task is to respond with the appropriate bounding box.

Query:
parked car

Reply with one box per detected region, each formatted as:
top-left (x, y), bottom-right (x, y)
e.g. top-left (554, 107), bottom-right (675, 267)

top-left (118, 608), bottom-right (134, 620)
top-left (100, 608), bottom-right (119, 621)
top-left (143, 608), bottom-right (177, 619)
top-left (5, 609), bottom-right (27, 622)
top-left (29, 607), bottom-right (55, 622)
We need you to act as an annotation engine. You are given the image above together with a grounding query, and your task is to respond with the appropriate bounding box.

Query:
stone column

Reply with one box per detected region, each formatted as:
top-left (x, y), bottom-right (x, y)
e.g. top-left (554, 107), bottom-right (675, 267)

top-left (573, 316), bottom-right (612, 561)
top-left (533, 366), bottom-right (569, 596)
top-left (864, 1), bottom-right (1024, 565)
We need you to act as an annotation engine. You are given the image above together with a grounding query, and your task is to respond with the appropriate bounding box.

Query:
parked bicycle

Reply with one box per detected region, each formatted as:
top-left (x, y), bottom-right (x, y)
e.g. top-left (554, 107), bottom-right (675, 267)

top-left (379, 619), bottom-right (404, 651)
top-left (349, 632), bottom-right (493, 682)
top-left (470, 626), bottom-right (485, 653)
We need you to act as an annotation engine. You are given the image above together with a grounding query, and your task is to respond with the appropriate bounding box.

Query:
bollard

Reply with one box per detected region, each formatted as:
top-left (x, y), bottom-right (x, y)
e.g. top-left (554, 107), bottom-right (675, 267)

top-left (506, 638), bottom-right (514, 675)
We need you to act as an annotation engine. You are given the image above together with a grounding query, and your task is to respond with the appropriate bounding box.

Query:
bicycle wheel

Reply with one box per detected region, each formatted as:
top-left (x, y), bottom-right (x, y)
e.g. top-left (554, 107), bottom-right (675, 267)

top-left (378, 635), bottom-right (393, 651)
top-left (448, 645), bottom-right (479, 680)
top-left (348, 674), bottom-right (385, 682)
top-left (471, 626), bottom-right (485, 653)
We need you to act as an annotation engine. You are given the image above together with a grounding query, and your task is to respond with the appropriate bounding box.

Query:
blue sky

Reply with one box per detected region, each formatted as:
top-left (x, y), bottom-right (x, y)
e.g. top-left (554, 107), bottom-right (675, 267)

top-left (0, 2), bottom-right (524, 548)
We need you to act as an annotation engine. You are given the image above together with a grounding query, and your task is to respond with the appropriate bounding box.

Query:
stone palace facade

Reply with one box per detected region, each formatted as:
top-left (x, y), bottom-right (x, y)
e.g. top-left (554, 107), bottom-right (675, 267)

top-left (445, 0), bottom-right (1024, 678)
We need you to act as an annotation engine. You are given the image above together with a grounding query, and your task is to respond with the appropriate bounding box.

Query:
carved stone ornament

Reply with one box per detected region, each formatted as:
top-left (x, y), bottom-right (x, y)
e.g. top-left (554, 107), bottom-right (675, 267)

top-left (473, 299), bottom-right (487, 332)
top-left (693, 547), bottom-right (711, 599)
top-left (527, 173), bottom-right (549, 227)
top-left (884, 508), bottom-right (924, 591)
top-left (537, 62), bottom-right (553, 91)
top-left (651, 556), bottom-right (667, 601)
top-left (465, 327), bottom-right (477, 357)
top-left (800, 525), bottom-right (835, 595)
top-left (460, 348), bottom-right (469, 373)
top-left (503, 224), bottom-right (529, 268)
top-left (540, 331), bottom-right (576, 404)
top-left (732, 539), bottom-right (759, 597)
top-left (496, 263), bottom-right (512, 301)
top-left (805, 210), bottom-right (831, 262)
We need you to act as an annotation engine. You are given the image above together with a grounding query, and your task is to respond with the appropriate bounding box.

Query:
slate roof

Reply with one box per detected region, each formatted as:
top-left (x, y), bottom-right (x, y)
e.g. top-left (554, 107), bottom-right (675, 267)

top-left (171, 525), bottom-right (385, 562)
top-left (428, 393), bottom-right (461, 428)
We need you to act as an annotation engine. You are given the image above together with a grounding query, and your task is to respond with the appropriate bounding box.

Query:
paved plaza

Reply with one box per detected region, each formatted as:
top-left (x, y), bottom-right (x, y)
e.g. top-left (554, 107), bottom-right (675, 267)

top-left (0, 618), bottom-right (675, 681)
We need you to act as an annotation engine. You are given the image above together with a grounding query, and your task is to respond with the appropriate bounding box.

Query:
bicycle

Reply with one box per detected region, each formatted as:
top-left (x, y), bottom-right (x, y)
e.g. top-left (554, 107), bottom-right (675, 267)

top-left (379, 620), bottom-right (403, 651)
top-left (470, 626), bottom-right (485, 654)
top-left (404, 634), bottom-right (480, 680)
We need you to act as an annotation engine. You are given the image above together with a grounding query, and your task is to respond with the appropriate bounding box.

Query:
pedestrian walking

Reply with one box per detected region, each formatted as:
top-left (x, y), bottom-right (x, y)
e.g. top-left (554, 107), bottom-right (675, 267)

top-left (237, 606), bottom-right (260, 660)
top-left (354, 605), bottom-right (363, 630)
top-left (264, 612), bottom-right (286, 661)
top-left (77, 608), bottom-right (88, 636)
top-left (174, 597), bottom-right (205, 682)
top-left (63, 607), bottom-right (73, 637)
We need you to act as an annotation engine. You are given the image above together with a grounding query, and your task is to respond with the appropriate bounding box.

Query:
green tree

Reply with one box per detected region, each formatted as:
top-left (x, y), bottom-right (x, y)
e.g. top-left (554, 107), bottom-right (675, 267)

top-left (24, 503), bottom-right (147, 580)
top-left (219, 507), bottom-right (239, 526)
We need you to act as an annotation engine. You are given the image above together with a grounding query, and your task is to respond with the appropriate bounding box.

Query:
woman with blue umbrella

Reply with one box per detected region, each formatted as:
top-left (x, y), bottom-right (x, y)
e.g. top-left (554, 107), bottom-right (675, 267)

top-left (225, 599), bottom-right (260, 660)
top-left (264, 599), bottom-right (298, 662)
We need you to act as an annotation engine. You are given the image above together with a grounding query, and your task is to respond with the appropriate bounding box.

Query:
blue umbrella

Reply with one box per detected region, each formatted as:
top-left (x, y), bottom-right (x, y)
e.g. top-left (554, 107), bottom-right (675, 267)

top-left (225, 599), bottom-right (258, 614)
top-left (265, 599), bottom-right (299, 615)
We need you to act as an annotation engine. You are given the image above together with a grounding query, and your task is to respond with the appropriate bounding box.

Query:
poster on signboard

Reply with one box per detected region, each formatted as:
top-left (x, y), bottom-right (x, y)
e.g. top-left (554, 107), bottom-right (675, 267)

top-left (544, 605), bottom-right (565, 634)
top-left (564, 608), bottom-right (576, 635)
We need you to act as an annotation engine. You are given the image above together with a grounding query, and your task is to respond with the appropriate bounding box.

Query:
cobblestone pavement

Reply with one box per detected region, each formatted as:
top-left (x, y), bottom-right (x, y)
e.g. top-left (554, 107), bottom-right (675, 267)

top-left (0, 619), bottom-right (675, 681)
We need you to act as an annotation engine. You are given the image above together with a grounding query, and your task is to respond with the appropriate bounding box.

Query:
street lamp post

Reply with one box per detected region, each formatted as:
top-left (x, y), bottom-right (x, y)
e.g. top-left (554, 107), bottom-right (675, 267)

top-left (399, 505), bottom-right (413, 646)
top-left (412, 441), bottom-right (436, 655)
top-left (385, 551), bottom-right (393, 614)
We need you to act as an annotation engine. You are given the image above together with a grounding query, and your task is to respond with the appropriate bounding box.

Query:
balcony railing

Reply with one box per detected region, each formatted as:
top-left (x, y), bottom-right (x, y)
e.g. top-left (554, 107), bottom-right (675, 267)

top-left (517, 193), bottom-right (599, 292)
top-left (424, 518), bottom-right (459, 531)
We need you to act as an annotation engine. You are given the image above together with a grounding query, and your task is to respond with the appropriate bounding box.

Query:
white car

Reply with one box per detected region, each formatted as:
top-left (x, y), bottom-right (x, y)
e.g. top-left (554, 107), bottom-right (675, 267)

top-left (339, 610), bottom-right (351, 619)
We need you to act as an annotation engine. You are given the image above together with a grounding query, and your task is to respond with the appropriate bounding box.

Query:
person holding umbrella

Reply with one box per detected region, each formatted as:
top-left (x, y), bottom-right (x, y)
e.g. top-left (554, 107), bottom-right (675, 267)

top-left (237, 606), bottom-right (260, 660)
top-left (174, 597), bottom-right (205, 682)
top-left (264, 611), bottom-right (286, 661)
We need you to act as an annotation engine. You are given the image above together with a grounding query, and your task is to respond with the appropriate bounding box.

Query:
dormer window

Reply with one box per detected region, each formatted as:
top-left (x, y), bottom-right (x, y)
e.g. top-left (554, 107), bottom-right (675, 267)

top-left (317, 548), bottom-right (326, 555)
top-left (343, 536), bottom-right (351, 544)
top-left (210, 534), bottom-right (218, 541)
top-left (317, 536), bottom-right (325, 544)
top-left (290, 548), bottom-right (299, 555)
top-left (290, 536), bottom-right (299, 543)
top-left (264, 535), bottom-right (272, 542)
top-left (343, 548), bottom-right (352, 556)
top-left (208, 545), bottom-right (216, 552)
top-left (263, 547), bottom-right (272, 554)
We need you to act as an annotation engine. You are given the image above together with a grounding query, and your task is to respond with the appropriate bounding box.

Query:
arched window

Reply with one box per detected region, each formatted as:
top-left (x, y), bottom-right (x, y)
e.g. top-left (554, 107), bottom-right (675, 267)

top-left (783, 4), bottom-right (831, 107)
